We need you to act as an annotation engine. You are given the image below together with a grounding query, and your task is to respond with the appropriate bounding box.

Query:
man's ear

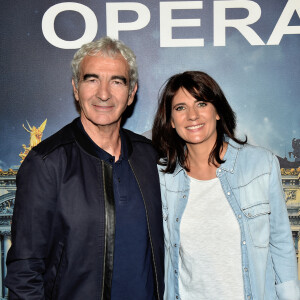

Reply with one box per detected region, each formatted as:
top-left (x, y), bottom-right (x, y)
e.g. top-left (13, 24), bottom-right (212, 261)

top-left (72, 79), bottom-right (79, 101)
top-left (128, 83), bottom-right (138, 106)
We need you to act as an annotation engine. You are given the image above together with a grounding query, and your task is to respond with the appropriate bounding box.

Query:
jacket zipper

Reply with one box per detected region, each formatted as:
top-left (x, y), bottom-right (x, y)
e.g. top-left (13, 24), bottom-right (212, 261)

top-left (101, 161), bottom-right (107, 300)
top-left (128, 160), bottom-right (160, 300)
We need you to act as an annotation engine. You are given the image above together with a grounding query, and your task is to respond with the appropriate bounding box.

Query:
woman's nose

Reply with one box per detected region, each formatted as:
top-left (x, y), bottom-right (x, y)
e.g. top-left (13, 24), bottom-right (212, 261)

top-left (187, 107), bottom-right (199, 121)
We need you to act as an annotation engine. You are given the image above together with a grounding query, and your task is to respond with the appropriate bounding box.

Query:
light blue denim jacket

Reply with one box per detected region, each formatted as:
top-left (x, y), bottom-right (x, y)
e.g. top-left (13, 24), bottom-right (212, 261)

top-left (159, 138), bottom-right (300, 300)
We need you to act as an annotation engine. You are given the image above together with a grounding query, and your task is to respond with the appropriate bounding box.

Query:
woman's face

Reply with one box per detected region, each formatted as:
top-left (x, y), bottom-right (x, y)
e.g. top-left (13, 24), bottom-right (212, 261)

top-left (171, 87), bottom-right (220, 147)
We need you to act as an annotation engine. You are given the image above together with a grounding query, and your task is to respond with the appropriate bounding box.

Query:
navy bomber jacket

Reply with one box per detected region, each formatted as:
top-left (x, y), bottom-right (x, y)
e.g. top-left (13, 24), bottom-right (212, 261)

top-left (5, 118), bottom-right (164, 300)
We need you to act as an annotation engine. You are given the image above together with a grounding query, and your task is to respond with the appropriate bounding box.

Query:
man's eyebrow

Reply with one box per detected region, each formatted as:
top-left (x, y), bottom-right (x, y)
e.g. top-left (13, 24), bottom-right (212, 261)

top-left (111, 75), bottom-right (127, 85)
top-left (82, 74), bottom-right (99, 81)
top-left (82, 74), bottom-right (127, 85)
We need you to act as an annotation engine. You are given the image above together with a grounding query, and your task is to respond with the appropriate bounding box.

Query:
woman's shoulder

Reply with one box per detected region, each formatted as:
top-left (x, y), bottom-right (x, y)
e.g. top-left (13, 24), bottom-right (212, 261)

top-left (157, 161), bottom-right (186, 187)
top-left (228, 139), bottom-right (277, 172)
top-left (243, 142), bottom-right (272, 154)
top-left (157, 164), bottom-right (170, 183)
top-left (228, 138), bottom-right (274, 158)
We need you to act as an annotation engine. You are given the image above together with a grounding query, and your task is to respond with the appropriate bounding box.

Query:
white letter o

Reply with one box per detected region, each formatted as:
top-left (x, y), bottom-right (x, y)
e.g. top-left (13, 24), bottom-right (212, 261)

top-left (42, 2), bottom-right (98, 49)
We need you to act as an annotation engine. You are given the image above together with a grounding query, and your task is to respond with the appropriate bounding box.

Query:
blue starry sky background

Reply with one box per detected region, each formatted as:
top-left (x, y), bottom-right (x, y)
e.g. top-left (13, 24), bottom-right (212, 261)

top-left (0, 0), bottom-right (299, 169)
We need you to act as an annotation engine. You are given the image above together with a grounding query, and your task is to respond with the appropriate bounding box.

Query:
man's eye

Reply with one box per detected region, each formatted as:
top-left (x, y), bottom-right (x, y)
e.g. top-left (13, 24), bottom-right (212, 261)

top-left (84, 78), bottom-right (97, 83)
top-left (112, 80), bottom-right (124, 85)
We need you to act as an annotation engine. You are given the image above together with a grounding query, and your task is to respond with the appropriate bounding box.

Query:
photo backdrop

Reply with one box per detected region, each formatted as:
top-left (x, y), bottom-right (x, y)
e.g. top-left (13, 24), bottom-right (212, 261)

top-left (1, 0), bottom-right (300, 170)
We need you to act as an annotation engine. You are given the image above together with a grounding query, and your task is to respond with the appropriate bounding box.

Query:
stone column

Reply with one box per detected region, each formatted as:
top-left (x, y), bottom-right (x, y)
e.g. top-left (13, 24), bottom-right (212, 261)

top-left (0, 235), bottom-right (2, 298)
top-left (298, 232), bottom-right (300, 280)
top-left (3, 233), bottom-right (11, 299)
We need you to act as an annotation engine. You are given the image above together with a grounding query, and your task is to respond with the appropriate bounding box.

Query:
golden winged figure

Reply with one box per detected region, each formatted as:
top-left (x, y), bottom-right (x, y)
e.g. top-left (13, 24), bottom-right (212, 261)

top-left (19, 119), bottom-right (47, 163)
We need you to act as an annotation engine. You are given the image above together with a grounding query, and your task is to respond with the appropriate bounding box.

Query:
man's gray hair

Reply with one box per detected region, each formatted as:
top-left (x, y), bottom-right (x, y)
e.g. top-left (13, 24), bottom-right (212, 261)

top-left (71, 36), bottom-right (138, 94)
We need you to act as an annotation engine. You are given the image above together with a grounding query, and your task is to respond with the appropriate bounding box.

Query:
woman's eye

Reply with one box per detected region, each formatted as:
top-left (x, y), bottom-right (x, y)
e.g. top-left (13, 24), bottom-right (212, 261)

top-left (197, 102), bottom-right (207, 107)
top-left (175, 106), bottom-right (185, 111)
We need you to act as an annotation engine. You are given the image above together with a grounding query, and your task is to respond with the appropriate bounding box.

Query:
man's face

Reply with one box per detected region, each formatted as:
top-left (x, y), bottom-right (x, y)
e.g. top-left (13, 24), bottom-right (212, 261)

top-left (72, 53), bottom-right (137, 130)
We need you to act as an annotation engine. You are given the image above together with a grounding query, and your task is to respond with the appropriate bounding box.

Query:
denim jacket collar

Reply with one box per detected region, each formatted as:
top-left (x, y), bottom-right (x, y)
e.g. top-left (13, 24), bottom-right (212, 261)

top-left (173, 137), bottom-right (243, 176)
top-left (173, 163), bottom-right (185, 177)
top-left (219, 138), bottom-right (243, 174)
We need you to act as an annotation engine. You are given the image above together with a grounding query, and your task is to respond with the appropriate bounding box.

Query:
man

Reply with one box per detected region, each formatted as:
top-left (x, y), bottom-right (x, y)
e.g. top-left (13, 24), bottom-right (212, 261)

top-left (5, 37), bottom-right (164, 299)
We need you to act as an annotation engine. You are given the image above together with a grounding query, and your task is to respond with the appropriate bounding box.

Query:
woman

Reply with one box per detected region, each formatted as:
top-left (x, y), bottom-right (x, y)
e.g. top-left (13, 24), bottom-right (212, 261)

top-left (152, 71), bottom-right (299, 300)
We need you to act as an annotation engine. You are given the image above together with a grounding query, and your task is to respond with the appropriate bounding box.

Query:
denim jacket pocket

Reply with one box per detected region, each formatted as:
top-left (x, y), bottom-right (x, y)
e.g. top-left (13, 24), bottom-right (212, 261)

top-left (242, 203), bottom-right (271, 248)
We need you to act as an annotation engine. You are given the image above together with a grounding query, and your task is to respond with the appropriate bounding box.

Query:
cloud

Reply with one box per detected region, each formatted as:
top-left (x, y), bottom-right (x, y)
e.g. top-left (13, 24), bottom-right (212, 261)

top-left (0, 160), bottom-right (8, 170)
top-left (237, 115), bottom-right (287, 156)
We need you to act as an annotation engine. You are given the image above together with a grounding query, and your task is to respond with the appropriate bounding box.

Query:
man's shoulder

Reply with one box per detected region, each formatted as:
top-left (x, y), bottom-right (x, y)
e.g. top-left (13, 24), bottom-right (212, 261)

top-left (122, 128), bottom-right (153, 145)
top-left (32, 120), bottom-right (76, 157)
top-left (122, 128), bottom-right (158, 160)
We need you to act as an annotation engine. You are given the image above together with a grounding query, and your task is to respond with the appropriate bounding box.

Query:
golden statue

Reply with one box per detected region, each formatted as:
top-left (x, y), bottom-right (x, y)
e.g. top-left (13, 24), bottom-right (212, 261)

top-left (19, 119), bottom-right (47, 163)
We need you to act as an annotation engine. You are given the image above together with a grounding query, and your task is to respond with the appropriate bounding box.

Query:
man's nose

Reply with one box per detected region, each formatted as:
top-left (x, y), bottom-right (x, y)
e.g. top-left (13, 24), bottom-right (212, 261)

top-left (96, 82), bottom-right (111, 101)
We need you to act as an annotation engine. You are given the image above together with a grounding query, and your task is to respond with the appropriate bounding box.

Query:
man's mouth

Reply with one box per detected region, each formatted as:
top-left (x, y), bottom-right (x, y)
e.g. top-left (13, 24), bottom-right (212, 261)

top-left (93, 104), bottom-right (114, 109)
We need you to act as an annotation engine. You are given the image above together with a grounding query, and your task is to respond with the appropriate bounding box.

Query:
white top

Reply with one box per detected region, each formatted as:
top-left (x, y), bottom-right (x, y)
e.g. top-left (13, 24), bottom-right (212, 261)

top-left (178, 176), bottom-right (244, 300)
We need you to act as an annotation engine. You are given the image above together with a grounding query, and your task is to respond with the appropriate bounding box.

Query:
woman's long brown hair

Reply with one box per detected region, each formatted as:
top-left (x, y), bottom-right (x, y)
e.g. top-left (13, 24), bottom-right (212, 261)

top-left (152, 71), bottom-right (246, 173)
